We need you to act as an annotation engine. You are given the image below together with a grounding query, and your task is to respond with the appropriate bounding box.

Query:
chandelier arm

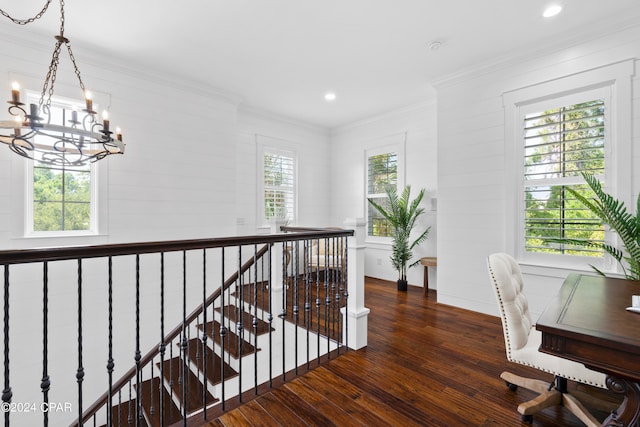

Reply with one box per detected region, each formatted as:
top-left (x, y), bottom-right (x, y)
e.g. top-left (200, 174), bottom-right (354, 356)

top-left (0, 0), bottom-right (53, 25)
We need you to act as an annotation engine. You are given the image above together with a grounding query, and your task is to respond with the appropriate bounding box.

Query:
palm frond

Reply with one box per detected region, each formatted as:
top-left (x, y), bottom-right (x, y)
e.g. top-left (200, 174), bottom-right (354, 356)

top-left (547, 172), bottom-right (640, 280)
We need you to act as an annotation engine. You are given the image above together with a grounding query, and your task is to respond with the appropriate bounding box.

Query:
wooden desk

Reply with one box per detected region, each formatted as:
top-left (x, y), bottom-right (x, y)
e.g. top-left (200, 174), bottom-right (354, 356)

top-left (420, 257), bottom-right (437, 296)
top-left (536, 273), bottom-right (640, 426)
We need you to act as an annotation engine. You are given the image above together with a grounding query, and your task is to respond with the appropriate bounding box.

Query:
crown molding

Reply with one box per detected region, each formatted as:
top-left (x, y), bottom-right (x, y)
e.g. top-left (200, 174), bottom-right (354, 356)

top-left (0, 24), bottom-right (244, 107)
top-left (431, 15), bottom-right (640, 89)
top-left (331, 98), bottom-right (436, 135)
top-left (238, 104), bottom-right (331, 136)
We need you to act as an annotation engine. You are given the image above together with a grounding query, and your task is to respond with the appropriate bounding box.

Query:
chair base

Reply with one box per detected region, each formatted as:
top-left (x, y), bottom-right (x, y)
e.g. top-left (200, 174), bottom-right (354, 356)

top-left (501, 371), bottom-right (613, 427)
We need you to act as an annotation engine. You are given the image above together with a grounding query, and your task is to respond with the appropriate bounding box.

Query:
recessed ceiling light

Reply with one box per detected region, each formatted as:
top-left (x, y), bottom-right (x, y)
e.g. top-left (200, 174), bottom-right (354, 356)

top-left (324, 92), bottom-right (336, 102)
top-left (543, 4), bottom-right (562, 18)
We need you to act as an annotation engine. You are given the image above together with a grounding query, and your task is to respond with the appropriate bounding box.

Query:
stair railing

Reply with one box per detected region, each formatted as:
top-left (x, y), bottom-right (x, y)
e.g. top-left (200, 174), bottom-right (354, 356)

top-left (0, 228), bottom-right (353, 427)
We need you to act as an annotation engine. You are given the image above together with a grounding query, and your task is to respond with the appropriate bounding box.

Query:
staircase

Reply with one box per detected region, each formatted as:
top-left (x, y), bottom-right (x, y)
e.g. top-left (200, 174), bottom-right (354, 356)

top-left (0, 228), bottom-right (361, 427)
top-left (91, 241), bottom-right (347, 427)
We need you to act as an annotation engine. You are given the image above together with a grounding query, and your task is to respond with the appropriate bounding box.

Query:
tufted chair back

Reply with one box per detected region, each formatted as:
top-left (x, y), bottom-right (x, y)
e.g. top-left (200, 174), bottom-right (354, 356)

top-left (487, 253), bottom-right (533, 359)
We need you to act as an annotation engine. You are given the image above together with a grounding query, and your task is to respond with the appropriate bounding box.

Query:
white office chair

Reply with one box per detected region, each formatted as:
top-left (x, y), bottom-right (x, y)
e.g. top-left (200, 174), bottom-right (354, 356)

top-left (487, 253), bottom-right (615, 425)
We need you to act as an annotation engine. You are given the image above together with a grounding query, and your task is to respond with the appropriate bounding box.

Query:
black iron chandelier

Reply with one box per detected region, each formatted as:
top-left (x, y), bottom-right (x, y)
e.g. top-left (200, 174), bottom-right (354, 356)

top-left (0, 0), bottom-right (124, 167)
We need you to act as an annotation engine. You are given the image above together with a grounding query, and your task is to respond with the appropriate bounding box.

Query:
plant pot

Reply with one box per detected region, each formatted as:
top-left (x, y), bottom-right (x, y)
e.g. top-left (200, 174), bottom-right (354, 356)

top-left (397, 279), bottom-right (408, 292)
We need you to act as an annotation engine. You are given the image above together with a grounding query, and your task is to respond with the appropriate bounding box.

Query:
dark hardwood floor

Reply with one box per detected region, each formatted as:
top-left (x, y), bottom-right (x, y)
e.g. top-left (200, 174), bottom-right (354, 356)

top-left (204, 277), bottom-right (617, 426)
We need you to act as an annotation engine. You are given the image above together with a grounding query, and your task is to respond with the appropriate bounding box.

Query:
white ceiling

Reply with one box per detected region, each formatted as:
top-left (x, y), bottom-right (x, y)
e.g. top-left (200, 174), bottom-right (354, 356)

top-left (2, 0), bottom-right (640, 129)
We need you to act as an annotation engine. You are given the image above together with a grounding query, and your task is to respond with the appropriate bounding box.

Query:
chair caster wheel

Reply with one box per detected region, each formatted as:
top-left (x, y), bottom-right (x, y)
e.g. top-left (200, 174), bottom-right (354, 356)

top-left (521, 414), bottom-right (533, 423)
top-left (505, 381), bottom-right (518, 391)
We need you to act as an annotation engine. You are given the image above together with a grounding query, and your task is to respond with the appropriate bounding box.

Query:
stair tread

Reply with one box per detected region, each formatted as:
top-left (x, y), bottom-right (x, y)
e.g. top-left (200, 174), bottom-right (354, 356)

top-left (198, 320), bottom-right (258, 358)
top-left (185, 337), bottom-right (238, 386)
top-left (158, 355), bottom-right (218, 413)
top-left (215, 305), bottom-right (274, 335)
top-left (135, 377), bottom-right (182, 427)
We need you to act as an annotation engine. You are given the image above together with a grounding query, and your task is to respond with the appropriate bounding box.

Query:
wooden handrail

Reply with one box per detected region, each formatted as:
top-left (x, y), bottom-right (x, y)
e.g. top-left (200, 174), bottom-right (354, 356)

top-left (0, 229), bottom-right (353, 265)
top-left (79, 243), bottom-right (271, 424)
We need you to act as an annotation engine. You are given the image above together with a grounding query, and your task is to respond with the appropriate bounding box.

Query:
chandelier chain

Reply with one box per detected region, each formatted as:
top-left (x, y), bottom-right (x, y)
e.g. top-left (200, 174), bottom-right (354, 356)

top-left (0, 0), bottom-right (53, 25)
top-left (35, 0), bottom-right (86, 108)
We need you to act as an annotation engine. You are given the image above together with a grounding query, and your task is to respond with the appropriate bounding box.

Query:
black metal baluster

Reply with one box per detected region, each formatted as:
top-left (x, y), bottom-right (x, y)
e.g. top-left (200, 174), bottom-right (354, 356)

top-left (252, 245), bottom-right (258, 395)
top-left (267, 244), bottom-right (273, 388)
top-left (159, 252), bottom-right (166, 427)
top-left (304, 240), bottom-right (311, 369)
top-left (201, 249), bottom-right (208, 418)
top-left (134, 254), bottom-right (142, 427)
top-left (77, 259), bottom-right (84, 426)
top-left (331, 236), bottom-right (337, 348)
top-left (293, 241), bottom-right (299, 376)
top-left (106, 257), bottom-right (114, 427)
top-left (280, 242), bottom-right (287, 381)
top-left (220, 247), bottom-right (226, 411)
top-left (117, 389), bottom-right (121, 427)
top-left (324, 238), bottom-right (331, 360)
top-left (343, 236), bottom-right (349, 352)
top-left (181, 250), bottom-right (188, 425)
top-left (2, 264), bottom-right (10, 427)
top-left (149, 362), bottom-right (155, 419)
top-left (237, 246), bottom-right (243, 403)
top-left (127, 380), bottom-right (133, 426)
top-left (315, 238), bottom-right (321, 366)
top-left (41, 262), bottom-right (50, 427)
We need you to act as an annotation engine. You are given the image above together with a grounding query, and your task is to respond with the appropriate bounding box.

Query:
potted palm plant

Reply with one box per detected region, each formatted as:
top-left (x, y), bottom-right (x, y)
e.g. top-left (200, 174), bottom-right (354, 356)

top-left (546, 172), bottom-right (640, 280)
top-left (368, 185), bottom-right (431, 291)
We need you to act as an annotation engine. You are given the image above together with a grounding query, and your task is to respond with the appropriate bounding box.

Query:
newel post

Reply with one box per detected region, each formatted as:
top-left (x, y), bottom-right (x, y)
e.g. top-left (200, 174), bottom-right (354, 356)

top-left (342, 218), bottom-right (369, 349)
top-left (269, 219), bottom-right (288, 318)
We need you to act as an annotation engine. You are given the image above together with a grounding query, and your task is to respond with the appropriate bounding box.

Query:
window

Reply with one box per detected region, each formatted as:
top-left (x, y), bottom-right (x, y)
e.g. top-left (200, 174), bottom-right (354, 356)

top-left (367, 151), bottom-right (397, 237)
top-left (523, 98), bottom-right (605, 257)
top-left (26, 96), bottom-right (97, 235)
top-left (503, 60), bottom-right (633, 271)
top-left (262, 148), bottom-right (296, 222)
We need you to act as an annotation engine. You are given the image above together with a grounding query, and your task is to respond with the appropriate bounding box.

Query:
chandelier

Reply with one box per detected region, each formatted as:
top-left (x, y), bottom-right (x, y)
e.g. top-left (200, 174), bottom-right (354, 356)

top-left (0, 0), bottom-right (124, 167)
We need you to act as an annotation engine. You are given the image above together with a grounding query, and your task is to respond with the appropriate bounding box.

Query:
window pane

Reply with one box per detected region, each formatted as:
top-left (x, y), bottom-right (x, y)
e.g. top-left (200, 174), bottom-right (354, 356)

top-left (263, 151), bottom-right (295, 221)
top-left (29, 98), bottom-right (94, 234)
top-left (367, 153), bottom-right (397, 194)
top-left (367, 152), bottom-right (397, 237)
top-left (523, 99), bottom-right (605, 257)
top-left (34, 167), bottom-right (63, 202)
top-left (33, 201), bottom-right (63, 231)
top-left (64, 202), bottom-right (91, 231)
top-left (368, 197), bottom-right (392, 237)
top-left (64, 170), bottom-right (91, 202)
top-left (524, 184), bottom-right (603, 255)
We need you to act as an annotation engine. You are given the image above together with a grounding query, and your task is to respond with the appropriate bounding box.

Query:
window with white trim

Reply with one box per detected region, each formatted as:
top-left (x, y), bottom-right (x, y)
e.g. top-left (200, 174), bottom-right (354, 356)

top-left (523, 96), bottom-right (605, 257)
top-left (26, 95), bottom-right (97, 235)
top-left (503, 60), bottom-right (633, 271)
top-left (261, 147), bottom-right (296, 223)
top-left (366, 150), bottom-right (398, 238)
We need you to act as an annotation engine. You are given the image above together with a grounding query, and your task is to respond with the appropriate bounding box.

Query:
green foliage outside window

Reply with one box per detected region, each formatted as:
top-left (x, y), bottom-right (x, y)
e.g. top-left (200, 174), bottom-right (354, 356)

top-left (33, 166), bottom-right (91, 231)
top-left (524, 100), bottom-right (605, 256)
top-left (264, 152), bottom-right (294, 220)
top-left (367, 153), bottom-right (397, 237)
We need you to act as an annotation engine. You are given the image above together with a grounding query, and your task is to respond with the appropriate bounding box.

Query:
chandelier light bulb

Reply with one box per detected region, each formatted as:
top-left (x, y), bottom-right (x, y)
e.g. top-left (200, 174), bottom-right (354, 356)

top-left (10, 82), bottom-right (20, 104)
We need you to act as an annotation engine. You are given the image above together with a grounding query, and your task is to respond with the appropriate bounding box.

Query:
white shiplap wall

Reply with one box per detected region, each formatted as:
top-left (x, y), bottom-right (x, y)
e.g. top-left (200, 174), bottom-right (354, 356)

top-left (330, 101), bottom-right (438, 288)
top-left (0, 29), bottom-right (333, 426)
top-left (435, 24), bottom-right (640, 318)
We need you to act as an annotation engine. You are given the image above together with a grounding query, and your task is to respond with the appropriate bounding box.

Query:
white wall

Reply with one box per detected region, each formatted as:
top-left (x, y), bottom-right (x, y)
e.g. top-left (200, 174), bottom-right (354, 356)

top-left (330, 101), bottom-right (438, 288)
top-left (0, 29), bottom-right (334, 425)
top-left (435, 24), bottom-right (640, 318)
top-left (235, 107), bottom-right (332, 234)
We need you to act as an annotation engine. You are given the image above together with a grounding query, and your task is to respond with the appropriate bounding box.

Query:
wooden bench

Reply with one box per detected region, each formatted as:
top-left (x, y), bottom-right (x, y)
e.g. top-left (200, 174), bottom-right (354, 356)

top-left (420, 257), bottom-right (437, 296)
